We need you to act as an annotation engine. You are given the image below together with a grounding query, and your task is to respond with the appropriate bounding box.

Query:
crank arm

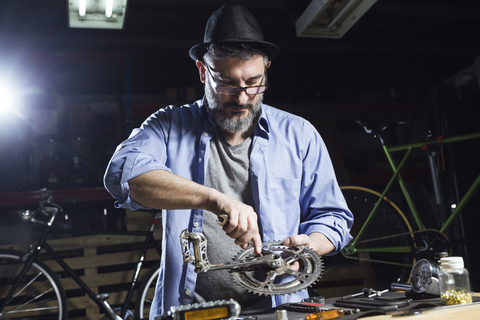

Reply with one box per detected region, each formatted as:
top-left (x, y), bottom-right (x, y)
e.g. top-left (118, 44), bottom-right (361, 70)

top-left (181, 229), bottom-right (287, 274)
top-left (208, 253), bottom-right (286, 273)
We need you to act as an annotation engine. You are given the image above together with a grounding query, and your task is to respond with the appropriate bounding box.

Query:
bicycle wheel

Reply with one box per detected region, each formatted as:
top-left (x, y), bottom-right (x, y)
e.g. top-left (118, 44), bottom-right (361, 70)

top-left (326, 186), bottom-right (414, 289)
top-left (0, 249), bottom-right (67, 320)
top-left (134, 266), bottom-right (159, 320)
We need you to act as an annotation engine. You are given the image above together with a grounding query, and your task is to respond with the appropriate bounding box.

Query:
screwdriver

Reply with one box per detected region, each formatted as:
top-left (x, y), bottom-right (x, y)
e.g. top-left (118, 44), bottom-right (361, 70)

top-left (305, 308), bottom-right (345, 320)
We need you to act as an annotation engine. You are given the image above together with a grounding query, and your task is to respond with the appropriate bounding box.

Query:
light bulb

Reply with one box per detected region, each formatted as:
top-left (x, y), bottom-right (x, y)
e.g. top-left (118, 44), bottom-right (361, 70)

top-left (78, 0), bottom-right (86, 17)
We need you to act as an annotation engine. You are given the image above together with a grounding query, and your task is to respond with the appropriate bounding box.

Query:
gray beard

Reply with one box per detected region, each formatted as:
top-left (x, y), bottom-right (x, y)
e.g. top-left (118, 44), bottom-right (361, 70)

top-left (205, 83), bottom-right (262, 134)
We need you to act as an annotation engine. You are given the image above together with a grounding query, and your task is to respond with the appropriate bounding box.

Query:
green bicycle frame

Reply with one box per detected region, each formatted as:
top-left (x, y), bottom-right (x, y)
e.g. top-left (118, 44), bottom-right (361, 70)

top-left (344, 132), bottom-right (480, 255)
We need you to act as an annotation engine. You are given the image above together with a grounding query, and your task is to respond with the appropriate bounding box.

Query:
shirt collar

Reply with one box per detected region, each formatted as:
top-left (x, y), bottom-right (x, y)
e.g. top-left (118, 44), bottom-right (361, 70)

top-left (257, 106), bottom-right (270, 134)
top-left (199, 98), bottom-right (217, 134)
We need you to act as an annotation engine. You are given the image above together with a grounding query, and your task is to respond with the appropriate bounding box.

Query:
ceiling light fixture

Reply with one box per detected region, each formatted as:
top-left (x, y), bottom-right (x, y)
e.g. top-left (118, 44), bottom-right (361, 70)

top-left (68, 0), bottom-right (128, 29)
top-left (296, 0), bottom-right (378, 38)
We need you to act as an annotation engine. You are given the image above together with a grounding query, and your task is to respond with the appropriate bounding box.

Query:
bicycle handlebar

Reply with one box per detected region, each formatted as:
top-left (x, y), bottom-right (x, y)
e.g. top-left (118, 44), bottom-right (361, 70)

top-left (18, 188), bottom-right (70, 225)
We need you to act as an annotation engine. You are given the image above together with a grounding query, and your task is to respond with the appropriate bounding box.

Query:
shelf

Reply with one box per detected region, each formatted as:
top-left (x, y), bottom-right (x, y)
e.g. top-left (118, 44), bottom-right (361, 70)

top-left (0, 187), bottom-right (113, 208)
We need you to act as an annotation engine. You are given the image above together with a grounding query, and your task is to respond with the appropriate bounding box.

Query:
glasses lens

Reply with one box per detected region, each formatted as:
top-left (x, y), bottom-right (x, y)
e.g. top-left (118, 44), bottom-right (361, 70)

top-left (245, 86), bottom-right (268, 95)
top-left (217, 86), bottom-right (268, 95)
top-left (217, 87), bottom-right (240, 95)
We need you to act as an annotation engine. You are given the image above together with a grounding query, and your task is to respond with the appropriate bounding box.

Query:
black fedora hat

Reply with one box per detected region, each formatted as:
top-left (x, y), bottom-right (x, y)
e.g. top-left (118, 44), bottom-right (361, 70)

top-left (189, 5), bottom-right (281, 61)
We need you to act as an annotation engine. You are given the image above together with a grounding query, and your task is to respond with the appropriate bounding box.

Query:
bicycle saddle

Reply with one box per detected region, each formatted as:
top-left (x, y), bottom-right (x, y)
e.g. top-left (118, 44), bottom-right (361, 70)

top-left (355, 117), bottom-right (406, 136)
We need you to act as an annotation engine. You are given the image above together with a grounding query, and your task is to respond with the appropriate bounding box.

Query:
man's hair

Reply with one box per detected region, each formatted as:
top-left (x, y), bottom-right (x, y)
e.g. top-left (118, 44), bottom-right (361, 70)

top-left (203, 42), bottom-right (269, 67)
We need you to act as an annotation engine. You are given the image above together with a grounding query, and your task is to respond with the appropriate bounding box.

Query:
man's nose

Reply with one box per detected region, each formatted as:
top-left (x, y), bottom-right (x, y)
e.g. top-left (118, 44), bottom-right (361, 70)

top-left (234, 89), bottom-right (250, 105)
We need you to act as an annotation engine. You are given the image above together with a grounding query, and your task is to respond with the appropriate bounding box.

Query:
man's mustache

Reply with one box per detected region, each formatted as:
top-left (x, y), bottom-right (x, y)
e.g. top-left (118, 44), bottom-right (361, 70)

top-left (223, 102), bottom-right (252, 109)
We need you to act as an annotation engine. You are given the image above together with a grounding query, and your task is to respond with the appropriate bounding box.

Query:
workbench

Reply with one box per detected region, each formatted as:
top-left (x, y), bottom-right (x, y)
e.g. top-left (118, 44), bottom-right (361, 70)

top-left (247, 292), bottom-right (480, 320)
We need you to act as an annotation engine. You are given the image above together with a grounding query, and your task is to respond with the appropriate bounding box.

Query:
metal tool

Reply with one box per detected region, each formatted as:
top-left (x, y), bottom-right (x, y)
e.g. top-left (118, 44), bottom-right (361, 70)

top-left (341, 288), bottom-right (389, 300)
top-left (367, 289), bottom-right (389, 298)
top-left (180, 229), bottom-right (324, 296)
top-left (341, 288), bottom-right (376, 299)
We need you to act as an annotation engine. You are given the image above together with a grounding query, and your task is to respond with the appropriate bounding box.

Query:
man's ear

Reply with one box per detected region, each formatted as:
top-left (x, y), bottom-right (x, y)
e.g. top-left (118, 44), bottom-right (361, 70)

top-left (266, 61), bottom-right (272, 69)
top-left (196, 60), bottom-right (206, 83)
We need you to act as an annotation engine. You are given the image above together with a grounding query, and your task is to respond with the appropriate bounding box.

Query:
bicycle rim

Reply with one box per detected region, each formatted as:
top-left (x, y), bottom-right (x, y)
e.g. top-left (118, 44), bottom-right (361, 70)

top-left (331, 186), bottom-right (414, 289)
top-left (0, 249), bottom-right (67, 320)
top-left (134, 267), bottom-right (159, 320)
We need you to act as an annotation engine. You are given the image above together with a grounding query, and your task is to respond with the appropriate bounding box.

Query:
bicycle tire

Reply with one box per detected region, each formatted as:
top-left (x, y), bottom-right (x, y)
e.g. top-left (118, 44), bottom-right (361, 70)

top-left (134, 266), bottom-right (159, 320)
top-left (0, 249), bottom-right (67, 320)
top-left (325, 186), bottom-right (415, 289)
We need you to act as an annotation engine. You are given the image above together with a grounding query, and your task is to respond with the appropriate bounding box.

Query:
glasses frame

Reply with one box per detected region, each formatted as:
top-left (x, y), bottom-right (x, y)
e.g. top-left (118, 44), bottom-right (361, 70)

top-left (203, 62), bottom-right (268, 96)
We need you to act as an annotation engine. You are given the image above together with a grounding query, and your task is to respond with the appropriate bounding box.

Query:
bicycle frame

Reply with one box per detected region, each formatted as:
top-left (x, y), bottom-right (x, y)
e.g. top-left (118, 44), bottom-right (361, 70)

top-left (1, 210), bottom-right (162, 320)
top-left (344, 132), bottom-right (480, 255)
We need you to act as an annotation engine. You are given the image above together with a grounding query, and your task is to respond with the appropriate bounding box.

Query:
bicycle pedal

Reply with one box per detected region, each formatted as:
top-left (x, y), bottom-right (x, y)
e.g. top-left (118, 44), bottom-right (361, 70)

top-left (159, 299), bottom-right (241, 320)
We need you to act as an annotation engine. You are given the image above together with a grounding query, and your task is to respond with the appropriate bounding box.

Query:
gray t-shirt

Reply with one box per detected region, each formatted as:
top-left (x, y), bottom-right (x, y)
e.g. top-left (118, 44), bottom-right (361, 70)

top-left (195, 132), bottom-right (266, 308)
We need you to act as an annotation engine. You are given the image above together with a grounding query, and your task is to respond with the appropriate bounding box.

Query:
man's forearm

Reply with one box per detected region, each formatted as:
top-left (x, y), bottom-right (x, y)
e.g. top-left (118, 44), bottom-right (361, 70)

top-left (128, 170), bottom-right (215, 210)
top-left (308, 232), bottom-right (335, 256)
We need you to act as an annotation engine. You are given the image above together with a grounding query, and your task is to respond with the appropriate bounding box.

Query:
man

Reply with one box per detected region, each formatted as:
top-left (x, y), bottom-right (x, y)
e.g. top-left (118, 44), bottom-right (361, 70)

top-left (104, 4), bottom-right (353, 318)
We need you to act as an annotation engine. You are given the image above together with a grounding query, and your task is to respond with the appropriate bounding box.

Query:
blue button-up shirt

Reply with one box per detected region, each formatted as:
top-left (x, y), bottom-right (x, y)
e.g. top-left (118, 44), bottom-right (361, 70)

top-left (104, 99), bottom-right (353, 317)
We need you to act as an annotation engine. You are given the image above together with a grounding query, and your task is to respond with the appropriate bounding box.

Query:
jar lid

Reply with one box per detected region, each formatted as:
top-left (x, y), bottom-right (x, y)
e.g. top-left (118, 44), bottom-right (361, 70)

top-left (440, 256), bottom-right (464, 269)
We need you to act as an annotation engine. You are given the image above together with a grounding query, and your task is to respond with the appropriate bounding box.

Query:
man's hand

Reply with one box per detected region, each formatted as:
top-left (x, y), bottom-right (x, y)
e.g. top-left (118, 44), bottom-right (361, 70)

top-left (283, 232), bottom-right (335, 256)
top-left (128, 170), bottom-right (263, 254)
top-left (208, 190), bottom-right (263, 255)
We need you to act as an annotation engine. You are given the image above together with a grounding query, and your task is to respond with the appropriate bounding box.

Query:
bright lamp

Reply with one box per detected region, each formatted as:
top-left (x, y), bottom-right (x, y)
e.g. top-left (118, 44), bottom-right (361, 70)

top-left (68, 0), bottom-right (128, 29)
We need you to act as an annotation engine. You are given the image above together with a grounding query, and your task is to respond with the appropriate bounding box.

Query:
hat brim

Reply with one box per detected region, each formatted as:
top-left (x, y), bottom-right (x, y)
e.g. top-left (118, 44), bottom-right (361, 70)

top-left (189, 40), bottom-right (281, 61)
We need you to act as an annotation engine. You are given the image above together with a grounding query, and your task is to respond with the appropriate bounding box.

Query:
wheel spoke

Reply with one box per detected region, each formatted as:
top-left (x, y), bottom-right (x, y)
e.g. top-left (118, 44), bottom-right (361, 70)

top-left (0, 250), bottom-right (66, 319)
top-left (338, 186), bottom-right (415, 288)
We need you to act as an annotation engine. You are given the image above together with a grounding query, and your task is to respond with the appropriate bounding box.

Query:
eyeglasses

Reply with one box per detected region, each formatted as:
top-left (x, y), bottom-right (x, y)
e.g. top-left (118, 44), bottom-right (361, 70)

top-left (203, 63), bottom-right (268, 95)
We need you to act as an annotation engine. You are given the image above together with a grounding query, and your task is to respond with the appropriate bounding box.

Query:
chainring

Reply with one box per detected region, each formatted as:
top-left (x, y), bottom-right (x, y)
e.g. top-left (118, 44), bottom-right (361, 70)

top-left (230, 241), bottom-right (323, 296)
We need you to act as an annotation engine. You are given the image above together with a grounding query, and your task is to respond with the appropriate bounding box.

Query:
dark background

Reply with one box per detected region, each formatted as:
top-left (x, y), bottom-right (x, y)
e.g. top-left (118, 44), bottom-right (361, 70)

top-left (1, 0), bottom-right (479, 291)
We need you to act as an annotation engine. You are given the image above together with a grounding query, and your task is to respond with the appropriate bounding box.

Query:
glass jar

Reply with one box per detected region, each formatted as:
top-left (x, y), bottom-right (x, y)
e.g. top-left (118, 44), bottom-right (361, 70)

top-left (438, 256), bottom-right (472, 305)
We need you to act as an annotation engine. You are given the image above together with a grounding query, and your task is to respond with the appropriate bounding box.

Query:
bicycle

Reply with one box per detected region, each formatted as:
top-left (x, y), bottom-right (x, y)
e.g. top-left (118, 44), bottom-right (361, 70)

top-left (333, 118), bottom-right (480, 290)
top-left (0, 188), bottom-right (162, 320)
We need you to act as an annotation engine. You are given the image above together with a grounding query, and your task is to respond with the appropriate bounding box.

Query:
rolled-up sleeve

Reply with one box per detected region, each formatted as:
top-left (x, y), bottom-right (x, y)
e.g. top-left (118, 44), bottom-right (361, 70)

top-left (299, 125), bottom-right (353, 254)
top-left (103, 111), bottom-right (172, 210)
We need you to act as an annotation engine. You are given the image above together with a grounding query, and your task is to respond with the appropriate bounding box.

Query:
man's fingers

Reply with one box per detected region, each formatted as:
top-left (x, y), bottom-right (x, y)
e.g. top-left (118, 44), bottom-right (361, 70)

top-left (236, 234), bottom-right (262, 255)
top-left (240, 243), bottom-right (249, 250)
top-left (233, 229), bottom-right (256, 246)
top-left (283, 234), bottom-right (310, 247)
top-left (252, 233), bottom-right (263, 255)
top-left (221, 214), bottom-right (233, 232)
top-left (213, 198), bottom-right (262, 254)
top-left (283, 233), bottom-right (334, 256)
top-left (228, 217), bottom-right (250, 239)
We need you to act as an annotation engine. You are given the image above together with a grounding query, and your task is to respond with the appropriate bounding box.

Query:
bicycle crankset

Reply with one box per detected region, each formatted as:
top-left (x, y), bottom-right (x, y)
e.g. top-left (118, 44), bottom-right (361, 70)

top-left (180, 229), bottom-right (324, 296)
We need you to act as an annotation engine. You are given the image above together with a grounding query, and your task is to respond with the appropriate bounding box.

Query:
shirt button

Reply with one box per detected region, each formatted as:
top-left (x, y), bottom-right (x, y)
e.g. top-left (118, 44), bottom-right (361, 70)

top-left (185, 289), bottom-right (191, 295)
top-left (193, 222), bottom-right (199, 227)
top-left (199, 158), bottom-right (202, 162)
top-left (203, 132), bottom-right (208, 136)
